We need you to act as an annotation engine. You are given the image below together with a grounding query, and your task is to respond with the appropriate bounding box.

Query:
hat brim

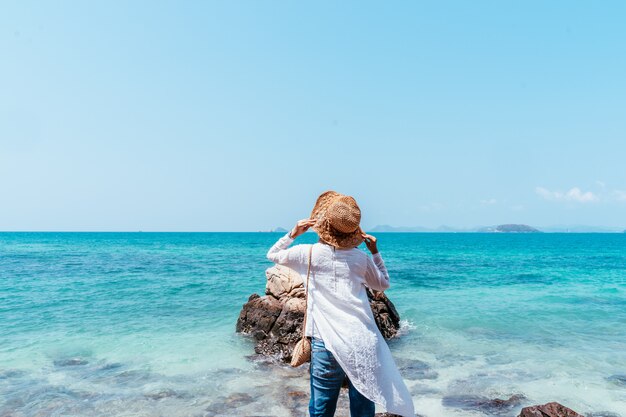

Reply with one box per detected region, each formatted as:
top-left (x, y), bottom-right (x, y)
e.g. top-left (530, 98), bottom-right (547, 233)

top-left (315, 220), bottom-right (364, 249)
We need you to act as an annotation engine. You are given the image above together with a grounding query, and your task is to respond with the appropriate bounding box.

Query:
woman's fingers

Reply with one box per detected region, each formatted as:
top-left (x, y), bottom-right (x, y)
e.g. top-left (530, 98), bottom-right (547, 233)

top-left (361, 233), bottom-right (376, 242)
top-left (294, 219), bottom-right (316, 235)
top-left (303, 219), bottom-right (316, 228)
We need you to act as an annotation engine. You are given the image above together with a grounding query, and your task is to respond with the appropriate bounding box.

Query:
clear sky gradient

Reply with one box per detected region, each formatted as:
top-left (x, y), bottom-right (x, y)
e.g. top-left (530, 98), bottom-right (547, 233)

top-left (1, 1), bottom-right (625, 231)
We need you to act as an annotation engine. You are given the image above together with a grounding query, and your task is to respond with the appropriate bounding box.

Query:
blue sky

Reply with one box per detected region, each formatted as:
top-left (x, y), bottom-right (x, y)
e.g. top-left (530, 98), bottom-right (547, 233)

top-left (1, 1), bottom-right (625, 231)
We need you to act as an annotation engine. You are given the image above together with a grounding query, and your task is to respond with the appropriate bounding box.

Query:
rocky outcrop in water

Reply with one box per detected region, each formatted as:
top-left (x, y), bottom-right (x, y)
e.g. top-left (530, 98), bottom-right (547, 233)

top-left (607, 374), bottom-right (626, 386)
top-left (518, 402), bottom-right (583, 417)
top-left (236, 264), bottom-right (401, 363)
top-left (442, 394), bottom-right (525, 414)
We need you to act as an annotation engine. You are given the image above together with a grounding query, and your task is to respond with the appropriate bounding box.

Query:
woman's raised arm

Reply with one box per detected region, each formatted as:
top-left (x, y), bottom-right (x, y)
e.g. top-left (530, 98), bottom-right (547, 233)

top-left (362, 233), bottom-right (390, 291)
top-left (266, 233), bottom-right (304, 268)
top-left (266, 218), bottom-right (316, 269)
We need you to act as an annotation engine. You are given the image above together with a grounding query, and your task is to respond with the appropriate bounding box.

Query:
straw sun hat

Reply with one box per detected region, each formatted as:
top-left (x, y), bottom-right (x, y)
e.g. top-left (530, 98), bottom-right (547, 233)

top-left (310, 191), bottom-right (364, 249)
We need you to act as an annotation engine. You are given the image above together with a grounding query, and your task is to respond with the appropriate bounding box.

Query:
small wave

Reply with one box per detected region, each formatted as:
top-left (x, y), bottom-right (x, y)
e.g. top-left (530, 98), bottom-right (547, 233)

top-left (396, 319), bottom-right (416, 337)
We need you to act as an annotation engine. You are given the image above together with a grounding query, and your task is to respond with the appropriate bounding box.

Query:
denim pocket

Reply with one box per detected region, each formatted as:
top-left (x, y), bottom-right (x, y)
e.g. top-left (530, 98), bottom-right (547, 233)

top-left (311, 344), bottom-right (343, 380)
top-left (311, 337), bottom-right (325, 352)
top-left (312, 354), bottom-right (341, 379)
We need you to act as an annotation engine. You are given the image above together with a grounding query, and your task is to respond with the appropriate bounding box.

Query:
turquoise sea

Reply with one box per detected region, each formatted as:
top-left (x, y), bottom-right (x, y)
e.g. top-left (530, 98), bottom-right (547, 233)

top-left (1, 232), bottom-right (625, 417)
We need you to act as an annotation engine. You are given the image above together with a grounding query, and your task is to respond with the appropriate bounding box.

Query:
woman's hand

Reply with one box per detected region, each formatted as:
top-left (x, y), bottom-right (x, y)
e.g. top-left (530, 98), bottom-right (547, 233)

top-left (289, 218), bottom-right (316, 239)
top-left (361, 233), bottom-right (379, 254)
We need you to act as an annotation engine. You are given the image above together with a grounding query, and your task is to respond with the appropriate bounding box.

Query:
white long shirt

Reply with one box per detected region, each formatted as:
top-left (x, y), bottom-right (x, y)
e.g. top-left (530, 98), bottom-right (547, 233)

top-left (267, 233), bottom-right (415, 417)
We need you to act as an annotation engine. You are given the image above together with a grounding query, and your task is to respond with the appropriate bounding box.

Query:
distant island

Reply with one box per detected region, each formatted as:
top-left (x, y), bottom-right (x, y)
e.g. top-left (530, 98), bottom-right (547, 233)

top-left (540, 225), bottom-right (624, 233)
top-left (368, 224), bottom-right (626, 233)
top-left (265, 225), bottom-right (624, 234)
top-left (370, 224), bottom-right (540, 233)
top-left (477, 224), bottom-right (541, 233)
top-left (258, 227), bottom-right (289, 233)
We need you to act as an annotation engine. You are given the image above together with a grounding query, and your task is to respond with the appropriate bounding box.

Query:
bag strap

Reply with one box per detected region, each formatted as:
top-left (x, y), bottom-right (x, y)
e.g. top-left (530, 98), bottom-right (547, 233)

top-left (301, 244), bottom-right (313, 342)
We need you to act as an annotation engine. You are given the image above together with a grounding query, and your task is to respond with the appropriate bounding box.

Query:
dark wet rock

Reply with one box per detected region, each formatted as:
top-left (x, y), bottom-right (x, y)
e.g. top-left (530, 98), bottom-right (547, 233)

top-left (443, 394), bottom-right (526, 414)
top-left (113, 369), bottom-right (153, 386)
top-left (1, 384), bottom-right (99, 415)
top-left (245, 353), bottom-right (275, 370)
top-left (205, 401), bottom-right (228, 417)
top-left (144, 389), bottom-right (187, 400)
top-left (367, 288), bottom-right (401, 339)
top-left (53, 357), bottom-right (89, 367)
top-left (409, 383), bottom-right (440, 396)
top-left (270, 298), bottom-right (307, 346)
top-left (237, 264), bottom-right (402, 363)
top-left (212, 366), bottom-right (247, 378)
top-left (607, 374), bottom-right (626, 386)
top-left (395, 358), bottom-right (438, 380)
top-left (435, 352), bottom-right (476, 364)
top-left (0, 369), bottom-right (26, 379)
top-left (98, 362), bottom-right (124, 371)
top-left (206, 392), bottom-right (260, 416)
top-left (224, 392), bottom-right (255, 407)
top-left (280, 389), bottom-right (308, 415)
top-left (484, 351), bottom-right (514, 365)
top-left (586, 412), bottom-right (622, 417)
top-left (236, 294), bottom-right (283, 339)
top-left (518, 402), bottom-right (583, 417)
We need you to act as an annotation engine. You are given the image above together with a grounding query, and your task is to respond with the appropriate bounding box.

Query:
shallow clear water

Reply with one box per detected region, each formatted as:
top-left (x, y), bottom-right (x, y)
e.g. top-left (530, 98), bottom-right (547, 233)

top-left (1, 232), bottom-right (625, 416)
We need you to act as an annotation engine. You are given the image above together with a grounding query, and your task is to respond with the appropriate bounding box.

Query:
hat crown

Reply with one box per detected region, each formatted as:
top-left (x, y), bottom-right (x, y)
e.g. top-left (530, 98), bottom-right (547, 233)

top-left (326, 197), bottom-right (361, 233)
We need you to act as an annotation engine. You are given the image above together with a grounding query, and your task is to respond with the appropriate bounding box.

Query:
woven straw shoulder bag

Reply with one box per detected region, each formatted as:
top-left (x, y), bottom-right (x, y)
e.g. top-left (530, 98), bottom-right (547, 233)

top-left (290, 245), bottom-right (313, 367)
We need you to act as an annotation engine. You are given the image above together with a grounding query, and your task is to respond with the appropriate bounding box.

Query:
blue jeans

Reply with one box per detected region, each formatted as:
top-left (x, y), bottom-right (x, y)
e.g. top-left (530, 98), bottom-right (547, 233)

top-left (309, 337), bottom-right (375, 417)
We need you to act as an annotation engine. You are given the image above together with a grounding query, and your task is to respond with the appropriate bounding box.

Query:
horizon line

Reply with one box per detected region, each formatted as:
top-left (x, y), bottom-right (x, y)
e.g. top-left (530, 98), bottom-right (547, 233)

top-left (0, 230), bottom-right (624, 234)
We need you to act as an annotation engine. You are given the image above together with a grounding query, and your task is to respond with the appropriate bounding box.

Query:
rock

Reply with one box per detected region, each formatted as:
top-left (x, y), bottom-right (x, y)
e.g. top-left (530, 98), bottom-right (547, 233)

top-left (367, 288), bottom-right (401, 339)
top-left (236, 294), bottom-right (282, 340)
top-left (443, 394), bottom-right (525, 414)
top-left (223, 392), bottom-right (255, 407)
top-left (518, 402), bottom-right (583, 417)
top-left (143, 389), bottom-right (186, 400)
top-left (255, 298), bottom-right (306, 358)
top-left (409, 383), bottom-right (440, 396)
top-left (53, 357), bottom-right (89, 367)
top-left (0, 369), bottom-right (26, 379)
top-left (271, 298), bottom-right (306, 344)
top-left (236, 265), bottom-right (402, 363)
top-left (113, 369), bottom-right (153, 386)
top-left (478, 224), bottom-right (541, 233)
top-left (281, 390), bottom-right (308, 415)
top-left (265, 265), bottom-right (305, 301)
top-left (607, 374), bottom-right (626, 386)
top-left (286, 390), bottom-right (307, 398)
top-left (395, 358), bottom-right (438, 380)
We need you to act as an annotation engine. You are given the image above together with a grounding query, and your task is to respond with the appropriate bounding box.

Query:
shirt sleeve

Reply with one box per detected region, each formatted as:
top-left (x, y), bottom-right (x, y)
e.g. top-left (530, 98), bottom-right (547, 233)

top-left (364, 252), bottom-right (390, 291)
top-left (266, 232), bottom-right (306, 270)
